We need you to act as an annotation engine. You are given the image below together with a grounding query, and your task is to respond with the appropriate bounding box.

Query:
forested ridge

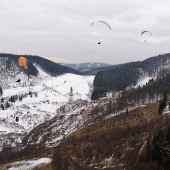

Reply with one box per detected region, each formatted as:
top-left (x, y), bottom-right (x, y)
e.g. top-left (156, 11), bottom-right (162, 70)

top-left (92, 53), bottom-right (170, 100)
top-left (0, 53), bottom-right (80, 77)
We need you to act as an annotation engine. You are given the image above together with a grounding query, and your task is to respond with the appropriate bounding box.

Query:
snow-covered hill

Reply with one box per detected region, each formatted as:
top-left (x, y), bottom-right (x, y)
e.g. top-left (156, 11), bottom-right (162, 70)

top-left (0, 54), bottom-right (80, 90)
top-left (0, 70), bottom-right (94, 151)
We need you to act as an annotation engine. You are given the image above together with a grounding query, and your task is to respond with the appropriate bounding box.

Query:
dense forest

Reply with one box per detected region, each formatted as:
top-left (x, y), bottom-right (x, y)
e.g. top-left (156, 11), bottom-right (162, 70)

top-left (92, 53), bottom-right (170, 100)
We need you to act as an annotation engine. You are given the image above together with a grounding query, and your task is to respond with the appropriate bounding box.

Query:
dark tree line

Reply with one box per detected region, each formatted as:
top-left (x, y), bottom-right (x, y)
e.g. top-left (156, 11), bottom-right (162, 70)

top-left (0, 86), bottom-right (2, 96)
top-left (116, 74), bottom-right (170, 109)
top-left (93, 62), bottom-right (141, 92)
top-left (159, 93), bottom-right (167, 114)
top-left (152, 130), bottom-right (170, 169)
top-left (91, 90), bottom-right (107, 100)
top-left (0, 144), bottom-right (41, 165)
top-left (92, 53), bottom-right (170, 100)
top-left (0, 91), bottom-right (38, 110)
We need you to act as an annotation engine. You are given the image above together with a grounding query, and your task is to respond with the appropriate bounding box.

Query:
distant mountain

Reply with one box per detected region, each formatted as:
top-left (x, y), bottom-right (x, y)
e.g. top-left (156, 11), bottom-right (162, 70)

top-left (0, 53), bottom-right (80, 89)
top-left (92, 53), bottom-right (170, 99)
top-left (61, 62), bottom-right (112, 72)
top-left (83, 65), bottom-right (120, 75)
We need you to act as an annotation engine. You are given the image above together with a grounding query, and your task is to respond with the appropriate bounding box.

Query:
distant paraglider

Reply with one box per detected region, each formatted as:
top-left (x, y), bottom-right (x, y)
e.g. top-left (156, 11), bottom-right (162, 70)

top-left (17, 56), bottom-right (28, 83)
top-left (141, 31), bottom-right (152, 42)
top-left (91, 21), bottom-right (111, 45)
top-left (141, 31), bottom-right (152, 36)
top-left (91, 21), bottom-right (111, 30)
top-left (18, 56), bottom-right (28, 69)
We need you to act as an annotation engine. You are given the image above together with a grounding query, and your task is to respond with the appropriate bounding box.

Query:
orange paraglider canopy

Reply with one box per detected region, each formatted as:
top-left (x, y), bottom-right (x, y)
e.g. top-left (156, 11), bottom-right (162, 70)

top-left (18, 56), bottom-right (27, 69)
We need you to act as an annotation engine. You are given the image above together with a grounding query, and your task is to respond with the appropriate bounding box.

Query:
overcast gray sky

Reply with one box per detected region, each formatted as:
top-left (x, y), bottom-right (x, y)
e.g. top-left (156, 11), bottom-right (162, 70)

top-left (1, 0), bottom-right (170, 64)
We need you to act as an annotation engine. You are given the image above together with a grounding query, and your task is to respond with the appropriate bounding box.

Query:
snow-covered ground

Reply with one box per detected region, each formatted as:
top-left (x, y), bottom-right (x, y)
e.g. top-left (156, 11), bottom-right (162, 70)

top-left (0, 71), bottom-right (94, 150)
top-left (135, 75), bottom-right (154, 88)
top-left (2, 157), bottom-right (52, 170)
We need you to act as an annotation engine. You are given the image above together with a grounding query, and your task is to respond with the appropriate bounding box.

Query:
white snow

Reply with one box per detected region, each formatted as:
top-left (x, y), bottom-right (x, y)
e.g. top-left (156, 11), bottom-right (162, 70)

top-left (35, 64), bottom-right (50, 78)
top-left (139, 141), bottom-right (147, 156)
top-left (135, 76), bottom-right (154, 87)
top-left (106, 104), bottom-right (146, 119)
top-left (0, 72), bottom-right (94, 149)
top-left (162, 105), bottom-right (170, 115)
top-left (134, 140), bottom-right (147, 165)
top-left (7, 157), bottom-right (52, 170)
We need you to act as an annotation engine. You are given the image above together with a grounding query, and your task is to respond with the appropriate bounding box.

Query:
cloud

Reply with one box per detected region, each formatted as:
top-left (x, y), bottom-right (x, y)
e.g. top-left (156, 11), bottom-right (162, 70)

top-left (1, 0), bottom-right (170, 64)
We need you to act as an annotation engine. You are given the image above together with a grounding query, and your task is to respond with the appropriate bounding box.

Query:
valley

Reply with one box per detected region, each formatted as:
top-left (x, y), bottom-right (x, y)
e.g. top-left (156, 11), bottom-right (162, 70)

top-left (1, 54), bottom-right (170, 169)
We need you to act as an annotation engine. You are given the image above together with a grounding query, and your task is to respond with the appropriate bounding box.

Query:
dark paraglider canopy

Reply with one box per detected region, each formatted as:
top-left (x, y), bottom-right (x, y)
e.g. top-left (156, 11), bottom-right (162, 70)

top-left (16, 79), bottom-right (21, 83)
top-left (98, 42), bottom-right (101, 44)
top-left (141, 31), bottom-right (152, 36)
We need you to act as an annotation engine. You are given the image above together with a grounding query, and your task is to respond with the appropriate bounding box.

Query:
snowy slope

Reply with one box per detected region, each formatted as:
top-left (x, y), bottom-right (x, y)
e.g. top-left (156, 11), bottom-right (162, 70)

top-left (0, 70), bottom-right (94, 151)
top-left (0, 57), bottom-right (26, 89)
top-left (135, 75), bottom-right (155, 87)
top-left (0, 57), bottom-right (44, 91)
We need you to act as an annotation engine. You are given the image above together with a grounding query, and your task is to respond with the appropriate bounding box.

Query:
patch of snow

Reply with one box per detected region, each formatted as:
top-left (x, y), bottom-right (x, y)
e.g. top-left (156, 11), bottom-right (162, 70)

top-left (106, 105), bottom-right (145, 119)
top-left (135, 76), bottom-right (154, 88)
top-left (162, 105), bottom-right (170, 115)
top-left (35, 64), bottom-right (50, 78)
top-left (139, 141), bottom-right (147, 156)
top-left (7, 157), bottom-right (52, 170)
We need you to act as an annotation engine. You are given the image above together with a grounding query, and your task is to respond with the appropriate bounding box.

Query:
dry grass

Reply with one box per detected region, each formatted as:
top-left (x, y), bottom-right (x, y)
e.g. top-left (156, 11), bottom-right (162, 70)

top-left (1, 102), bottom-right (170, 170)
top-left (32, 163), bottom-right (53, 170)
top-left (54, 103), bottom-right (170, 169)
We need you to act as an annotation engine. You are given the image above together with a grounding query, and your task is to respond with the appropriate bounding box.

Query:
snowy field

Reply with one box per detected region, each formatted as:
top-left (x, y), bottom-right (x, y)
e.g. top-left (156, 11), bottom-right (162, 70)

top-left (0, 70), bottom-right (94, 150)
